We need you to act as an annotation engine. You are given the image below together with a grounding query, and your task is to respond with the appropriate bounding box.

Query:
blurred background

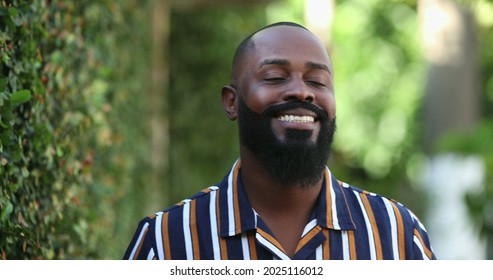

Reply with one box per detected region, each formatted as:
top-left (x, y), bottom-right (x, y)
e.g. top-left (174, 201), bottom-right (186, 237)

top-left (1, 0), bottom-right (492, 260)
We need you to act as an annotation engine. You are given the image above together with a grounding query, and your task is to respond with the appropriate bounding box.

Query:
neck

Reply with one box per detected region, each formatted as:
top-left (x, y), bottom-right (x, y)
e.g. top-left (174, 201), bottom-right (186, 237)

top-left (239, 147), bottom-right (323, 217)
top-left (239, 147), bottom-right (324, 257)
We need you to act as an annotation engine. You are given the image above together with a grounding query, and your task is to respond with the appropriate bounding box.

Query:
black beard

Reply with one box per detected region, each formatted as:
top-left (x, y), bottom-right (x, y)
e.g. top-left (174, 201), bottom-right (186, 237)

top-left (237, 98), bottom-right (336, 188)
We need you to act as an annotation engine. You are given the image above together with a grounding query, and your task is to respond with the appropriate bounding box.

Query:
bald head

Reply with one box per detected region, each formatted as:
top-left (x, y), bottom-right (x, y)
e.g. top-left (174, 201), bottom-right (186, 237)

top-left (231, 22), bottom-right (307, 70)
top-left (230, 22), bottom-right (331, 86)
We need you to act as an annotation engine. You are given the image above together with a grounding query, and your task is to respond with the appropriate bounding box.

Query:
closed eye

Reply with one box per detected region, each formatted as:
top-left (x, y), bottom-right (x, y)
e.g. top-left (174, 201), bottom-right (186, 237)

top-left (264, 77), bottom-right (286, 84)
top-left (307, 80), bottom-right (326, 87)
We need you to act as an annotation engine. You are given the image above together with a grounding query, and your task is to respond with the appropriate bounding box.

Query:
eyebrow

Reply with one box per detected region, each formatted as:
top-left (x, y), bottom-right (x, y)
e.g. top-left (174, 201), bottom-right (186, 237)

top-left (260, 59), bottom-right (331, 73)
top-left (260, 58), bottom-right (290, 67)
top-left (306, 61), bottom-right (331, 73)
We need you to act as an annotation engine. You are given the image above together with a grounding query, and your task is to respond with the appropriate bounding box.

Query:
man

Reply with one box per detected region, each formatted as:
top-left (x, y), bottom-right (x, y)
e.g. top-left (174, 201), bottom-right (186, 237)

top-left (123, 22), bottom-right (436, 260)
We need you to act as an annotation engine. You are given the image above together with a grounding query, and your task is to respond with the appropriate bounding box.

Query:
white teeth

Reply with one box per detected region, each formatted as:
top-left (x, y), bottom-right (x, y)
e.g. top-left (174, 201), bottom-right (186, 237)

top-left (277, 115), bottom-right (315, 123)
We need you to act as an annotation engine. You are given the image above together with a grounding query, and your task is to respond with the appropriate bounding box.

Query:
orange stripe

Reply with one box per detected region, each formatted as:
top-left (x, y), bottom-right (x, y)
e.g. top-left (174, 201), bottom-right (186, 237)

top-left (147, 213), bottom-right (157, 219)
top-left (190, 199), bottom-right (200, 260)
top-left (348, 231), bottom-right (357, 260)
top-left (219, 237), bottom-right (228, 259)
top-left (233, 162), bottom-right (242, 234)
top-left (391, 202), bottom-right (406, 259)
top-left (294, 225), bottom-right (322, 253)
top-left (325, 169), bottom-right (333, 228)
top-left (248, 231), bottom-right (258, 260)
top-left (414, 228), bottom-right (434, 259)
top-left (162, 212), bottom-right (171, 260)
top-left (323, 229), bottom-right (330, 260)
top-left (133, 227), bottom-right (149, 259)
top-left (337, 181), bottom-right (356, 228)
top-left (257, 228), bottom-right (287, 255)
top-left (216, 189), bottom-right (228, 260)
top-left (200, 187), bottom-right (213, 194)
top-left (360, 194), bottom-right (383, 259)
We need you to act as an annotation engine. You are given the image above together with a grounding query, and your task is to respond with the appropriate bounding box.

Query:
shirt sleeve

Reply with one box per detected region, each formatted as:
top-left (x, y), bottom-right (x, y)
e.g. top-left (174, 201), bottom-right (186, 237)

top-left (123, 217), bottom-right (157, 260)
top-left (410, 212), bottom-right (436, 260)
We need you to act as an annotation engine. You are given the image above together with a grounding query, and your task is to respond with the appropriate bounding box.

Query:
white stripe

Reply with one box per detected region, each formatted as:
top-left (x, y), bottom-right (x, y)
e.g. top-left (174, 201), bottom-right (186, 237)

top-left (227, 161), bottom-right (239, 235)
top-left (342, 231), bottom-right (350, 260)
top-left (147, 248), bottom-right (155, 260)
top-left (408, 209), bottom-right (428, 232)
top-left (413, 236), bottom-right (430, 260)
top-left (354, 190), bottom-right (377, 259)
top-left (128, 222), bottom-right (149, 260)
top-left (182, 199), bottom-right (193, 260)
top-left (241, 233), bottom-right (251, 260)
top-left (383, 198), bottom-right (400, 260)
top-left (208, 187), bottom-right (221, 260)
top-left (327, 168), bottom-right (341, 230)
top-left (256, 233), bottom-right (290, 260)
top-left (154, 212), bottom-right (165, 260)
top-left (316, 245), bottom-right (323, 260)
top-left (301, 219), bottom-right (317, 237)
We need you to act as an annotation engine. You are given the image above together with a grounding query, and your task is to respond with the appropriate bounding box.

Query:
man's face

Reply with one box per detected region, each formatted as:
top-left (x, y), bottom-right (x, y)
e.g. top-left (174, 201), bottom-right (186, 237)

top-left (234, 26), bottom-right (337, 187)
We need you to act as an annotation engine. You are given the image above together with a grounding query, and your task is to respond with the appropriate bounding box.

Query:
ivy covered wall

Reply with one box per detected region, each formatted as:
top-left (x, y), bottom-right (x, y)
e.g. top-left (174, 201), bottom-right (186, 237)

top-left (0, 0), bottom-right (152, 259)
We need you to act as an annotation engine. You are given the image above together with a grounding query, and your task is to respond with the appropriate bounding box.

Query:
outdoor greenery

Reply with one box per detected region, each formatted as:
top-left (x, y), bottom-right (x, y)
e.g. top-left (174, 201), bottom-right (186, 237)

top-left (435, 0), bottom-right (493, 258)
top-left (1, 0), bottom-right (153, 259)
top-left (329, 0), bottom-right (427, 208)
top-left (1, 0), bottom-right (492, 259)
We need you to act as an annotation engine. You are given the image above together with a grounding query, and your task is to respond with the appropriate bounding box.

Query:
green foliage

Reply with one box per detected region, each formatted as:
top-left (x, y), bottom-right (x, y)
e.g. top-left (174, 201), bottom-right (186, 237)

top-left (435, 0), bottom-right (493, 257)
top-left (329, 0), bottom-right (427, 209)
top-left (1, 0), bottom-right (68, 259)
top-left (0, 0), bottom-right (152, 259)
top-left (376, 0), bottom-right (493, 258)
top-left (437, 121), bottom-right (493, 249)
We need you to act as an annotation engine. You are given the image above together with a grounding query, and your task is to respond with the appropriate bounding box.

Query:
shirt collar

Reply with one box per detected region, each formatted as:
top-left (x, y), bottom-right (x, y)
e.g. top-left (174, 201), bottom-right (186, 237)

top-left (218, 160), bottom-right (355, 237)
top-left (316, 167), bottom-right (356, 230)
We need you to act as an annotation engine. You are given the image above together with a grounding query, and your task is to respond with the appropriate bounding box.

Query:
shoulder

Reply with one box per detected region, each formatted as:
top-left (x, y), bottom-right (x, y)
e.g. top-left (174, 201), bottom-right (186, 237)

top-left (144, 186), bottom-right (221, 223)
top-left (336, 179), bottom-right (423, 225)
top-left (336, 179), bottom-right (436, 260)
top-left (338, 180), bottom-right (406, 208)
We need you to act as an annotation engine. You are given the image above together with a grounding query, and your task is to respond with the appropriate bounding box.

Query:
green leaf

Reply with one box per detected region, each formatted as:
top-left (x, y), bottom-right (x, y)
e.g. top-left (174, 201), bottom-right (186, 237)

top-left (0, 118), bottom-right (8, 129)
top-left (1, 202), bottom-right (13, 222)
top-left (8, 7), bottom-right (18, 17)
top-left (0, 7), bottom-right (9, 17)
top-left (0, 78), bottom-right (7, 91)
top-left (10, 90), bottom-right (31, 106)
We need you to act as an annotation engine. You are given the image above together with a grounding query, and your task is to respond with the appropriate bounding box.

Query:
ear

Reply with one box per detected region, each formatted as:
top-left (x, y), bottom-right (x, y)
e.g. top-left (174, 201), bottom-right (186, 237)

top-left (221, 85), bottom-right (238, 120)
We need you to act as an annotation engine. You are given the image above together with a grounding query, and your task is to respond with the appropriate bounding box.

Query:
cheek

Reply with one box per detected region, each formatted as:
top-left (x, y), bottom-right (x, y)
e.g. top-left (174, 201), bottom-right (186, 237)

top-left (329, 100), bottom-right (336, 118)
top-left (319, 93), bottom-right (336, 119)
top-left (241, 86), bottom-right (277, 114)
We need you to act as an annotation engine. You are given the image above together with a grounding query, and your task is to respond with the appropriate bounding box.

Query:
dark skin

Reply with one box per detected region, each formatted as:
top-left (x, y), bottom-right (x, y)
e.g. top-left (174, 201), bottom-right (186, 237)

top-left (221, 26), bottom-right (336, 257)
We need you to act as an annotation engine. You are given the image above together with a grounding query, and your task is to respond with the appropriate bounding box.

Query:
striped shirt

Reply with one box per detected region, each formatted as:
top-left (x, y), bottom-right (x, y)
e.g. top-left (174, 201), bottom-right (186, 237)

top-left (123, 160), bottom-right (436, 260)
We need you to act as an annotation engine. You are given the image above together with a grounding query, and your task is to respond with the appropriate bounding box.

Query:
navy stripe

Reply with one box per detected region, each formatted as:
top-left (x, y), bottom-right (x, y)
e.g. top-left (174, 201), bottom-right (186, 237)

top-left (195, 192), bottom-right (214, 260)
top-left (167, 205), bottom-right (186, 260)
top-left (328, 230), bottom-right (344, 259)
top-left (370, 197), bottom-right (394, 259)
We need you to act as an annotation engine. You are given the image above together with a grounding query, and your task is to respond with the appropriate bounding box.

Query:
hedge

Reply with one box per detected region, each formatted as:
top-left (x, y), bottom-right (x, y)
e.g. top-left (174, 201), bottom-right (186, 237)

top-left (0, 0), bottom-right (152, 259)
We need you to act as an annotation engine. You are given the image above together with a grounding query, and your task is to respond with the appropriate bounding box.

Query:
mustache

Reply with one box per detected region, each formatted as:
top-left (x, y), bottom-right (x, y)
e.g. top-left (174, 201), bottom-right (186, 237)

top-left (263, 101), bottom-right (329, 122)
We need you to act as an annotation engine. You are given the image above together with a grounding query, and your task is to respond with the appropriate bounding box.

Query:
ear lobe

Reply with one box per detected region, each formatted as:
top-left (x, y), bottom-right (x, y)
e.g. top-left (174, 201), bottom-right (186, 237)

top-left (221, 85), bottom-right (238, 120)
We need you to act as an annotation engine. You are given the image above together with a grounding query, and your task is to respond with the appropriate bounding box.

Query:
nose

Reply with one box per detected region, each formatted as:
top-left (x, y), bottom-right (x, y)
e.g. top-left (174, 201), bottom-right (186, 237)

top-left (282, 77), bottom-right (315, 103)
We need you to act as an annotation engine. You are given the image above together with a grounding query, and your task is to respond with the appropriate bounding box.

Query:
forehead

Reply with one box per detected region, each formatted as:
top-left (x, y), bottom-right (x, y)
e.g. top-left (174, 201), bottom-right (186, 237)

top-left (249, 26), bottom-right (332, 70)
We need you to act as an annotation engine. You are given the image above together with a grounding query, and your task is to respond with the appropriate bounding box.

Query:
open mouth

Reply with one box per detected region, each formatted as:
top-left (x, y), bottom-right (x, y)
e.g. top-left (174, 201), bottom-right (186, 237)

top-left (265, 101), bottom-right (327, 128)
